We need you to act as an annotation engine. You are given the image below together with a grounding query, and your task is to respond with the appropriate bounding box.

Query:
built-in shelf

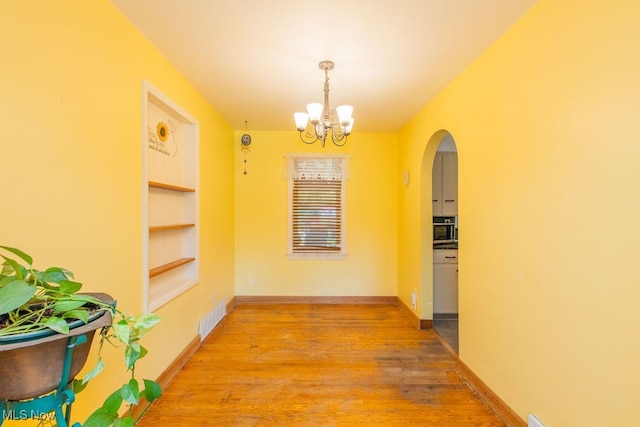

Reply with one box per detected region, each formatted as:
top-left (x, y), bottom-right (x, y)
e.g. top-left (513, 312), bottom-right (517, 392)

top-left (143, 81), bottom-right (199, 312)
top-left (149, 223), bottom-right (195, 232)
top-left (148, 181), bottom-right (195, 192)
top-left (149, 257), bottom-right (196, 278)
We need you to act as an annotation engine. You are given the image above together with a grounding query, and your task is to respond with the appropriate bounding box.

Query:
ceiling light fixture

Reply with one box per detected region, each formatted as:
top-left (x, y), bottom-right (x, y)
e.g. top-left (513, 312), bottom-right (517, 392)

top-left (294, 60), bottom-right (354, 147)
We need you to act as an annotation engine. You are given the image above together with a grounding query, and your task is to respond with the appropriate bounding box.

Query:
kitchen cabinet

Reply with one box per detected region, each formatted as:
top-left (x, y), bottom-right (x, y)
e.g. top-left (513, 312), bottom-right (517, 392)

top-left (432, 152), bottom-right (458, 216)
top-left (433, 249), bottom-right (458, 314)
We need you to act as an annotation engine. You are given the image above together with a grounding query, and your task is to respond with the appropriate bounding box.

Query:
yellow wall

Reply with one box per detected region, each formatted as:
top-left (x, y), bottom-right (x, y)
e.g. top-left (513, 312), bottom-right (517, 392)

top-left (5, 0), bottom-right (639, 425)
top-left (1, 0), bottom-right (234, 423)
top-left (234, 131), bottom-right (398, 297)
top-left (399, 0), bottom-right (640, 425)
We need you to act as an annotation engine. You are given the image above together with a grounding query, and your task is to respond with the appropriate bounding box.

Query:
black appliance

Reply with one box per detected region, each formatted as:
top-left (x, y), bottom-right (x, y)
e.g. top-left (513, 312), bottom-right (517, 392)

top-left (433, 216), bottom-right (457, 243)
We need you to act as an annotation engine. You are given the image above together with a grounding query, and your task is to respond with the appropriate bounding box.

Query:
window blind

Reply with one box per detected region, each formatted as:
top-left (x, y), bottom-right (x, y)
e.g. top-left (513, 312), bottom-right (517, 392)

top-left (292, 179), bottom-right (342, 252)
top-left (286, 154), bottom-right (349, 257)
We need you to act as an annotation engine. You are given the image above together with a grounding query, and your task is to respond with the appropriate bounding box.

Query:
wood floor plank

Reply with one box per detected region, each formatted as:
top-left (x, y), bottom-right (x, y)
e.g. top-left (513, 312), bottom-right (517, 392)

top-left (137, 304), bottom-right (505, 426)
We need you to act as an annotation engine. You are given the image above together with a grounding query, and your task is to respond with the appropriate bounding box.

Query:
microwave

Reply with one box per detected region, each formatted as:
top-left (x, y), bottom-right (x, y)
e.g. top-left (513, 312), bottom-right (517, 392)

top-left (433, 216), bottom-right (457, 243)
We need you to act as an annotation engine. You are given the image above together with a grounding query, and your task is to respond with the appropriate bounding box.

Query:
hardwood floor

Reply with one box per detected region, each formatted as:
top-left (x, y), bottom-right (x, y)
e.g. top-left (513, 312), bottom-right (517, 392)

top-left (137, 304), bottom-right (505, 426)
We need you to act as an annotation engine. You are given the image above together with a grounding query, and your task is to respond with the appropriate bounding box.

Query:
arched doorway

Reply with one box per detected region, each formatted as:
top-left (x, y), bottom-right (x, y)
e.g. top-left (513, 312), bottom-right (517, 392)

top-left (420, 131), bottom-right (458, 353)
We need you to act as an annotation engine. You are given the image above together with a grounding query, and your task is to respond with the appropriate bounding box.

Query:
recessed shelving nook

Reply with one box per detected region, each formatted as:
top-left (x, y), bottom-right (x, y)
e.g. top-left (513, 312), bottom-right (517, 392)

top-left (143, 81), bottom-right (199, 312)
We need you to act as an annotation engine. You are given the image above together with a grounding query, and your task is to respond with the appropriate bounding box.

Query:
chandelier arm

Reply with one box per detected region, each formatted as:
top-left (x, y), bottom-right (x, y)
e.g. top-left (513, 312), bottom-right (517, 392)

top-left (298, 130), bottom-right (320, 145)
top-left (330, 126), bottom-right (348, 146)
top-left (333, 135), bottom-right (348, 146)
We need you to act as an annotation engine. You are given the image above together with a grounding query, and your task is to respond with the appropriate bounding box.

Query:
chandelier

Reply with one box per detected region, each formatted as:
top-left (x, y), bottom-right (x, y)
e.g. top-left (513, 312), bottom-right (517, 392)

top-left (293, 60), bottom-right (354, 147)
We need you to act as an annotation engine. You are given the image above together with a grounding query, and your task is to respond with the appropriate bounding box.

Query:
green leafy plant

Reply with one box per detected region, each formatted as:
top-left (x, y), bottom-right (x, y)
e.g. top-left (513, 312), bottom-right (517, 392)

top-left (0, 245), bottom-right (162, 426)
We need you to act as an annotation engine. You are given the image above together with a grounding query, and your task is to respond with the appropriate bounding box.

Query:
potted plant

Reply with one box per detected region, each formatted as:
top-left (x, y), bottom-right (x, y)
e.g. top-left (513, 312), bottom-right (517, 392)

top-left (0, 245), bottom-right (161, 426)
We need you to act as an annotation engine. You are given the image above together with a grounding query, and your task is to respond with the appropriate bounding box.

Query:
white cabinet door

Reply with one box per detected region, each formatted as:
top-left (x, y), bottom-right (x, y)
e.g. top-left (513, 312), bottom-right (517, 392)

top-left (441, 152), bottom-right (458, 216)
top-left (433, 263), bottom-right (458, 314)
top-left (432, 152), bottom-right (458, 216)
top-left (433, 249), bottom-right (458, 314)
top-left (432, 152), bottom-right (443, 215)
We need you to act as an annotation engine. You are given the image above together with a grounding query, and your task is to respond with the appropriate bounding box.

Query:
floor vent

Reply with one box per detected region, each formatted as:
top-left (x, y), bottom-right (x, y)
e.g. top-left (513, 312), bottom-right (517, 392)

top-left (528, 415), bottom-right (545, 427)
top-left (199, 297), bottom-right (226, 341)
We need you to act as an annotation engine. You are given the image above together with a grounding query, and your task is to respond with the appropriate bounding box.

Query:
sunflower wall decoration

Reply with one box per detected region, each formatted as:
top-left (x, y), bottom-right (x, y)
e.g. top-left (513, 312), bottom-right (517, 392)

top-left (156, 122), bottom-right (169, 142)
top-left (148, 119), bottom-right (177, 158)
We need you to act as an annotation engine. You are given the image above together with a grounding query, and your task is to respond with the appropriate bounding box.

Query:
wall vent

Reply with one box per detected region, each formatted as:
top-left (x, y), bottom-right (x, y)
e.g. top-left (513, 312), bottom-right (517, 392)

top-left (199, 297), bottom-right (226, 340)
top-left (528, 414), bottom-right (545, 427)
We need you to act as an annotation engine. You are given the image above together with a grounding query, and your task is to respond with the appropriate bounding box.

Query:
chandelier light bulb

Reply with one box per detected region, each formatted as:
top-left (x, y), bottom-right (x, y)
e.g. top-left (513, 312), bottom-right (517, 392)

top-left (294, 112), bottom-right (309, 131)
top-left (345, 117), bottom-right (354, 135)
top-left (306, 103), bottom-right (323, 124)
top-left (336, 105), bottom-right (353, 126)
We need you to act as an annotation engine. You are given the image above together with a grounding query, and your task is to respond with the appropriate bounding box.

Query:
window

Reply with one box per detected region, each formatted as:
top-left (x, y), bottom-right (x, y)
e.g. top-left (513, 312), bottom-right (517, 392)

top-left (286, 154), bottom-right (349, 259)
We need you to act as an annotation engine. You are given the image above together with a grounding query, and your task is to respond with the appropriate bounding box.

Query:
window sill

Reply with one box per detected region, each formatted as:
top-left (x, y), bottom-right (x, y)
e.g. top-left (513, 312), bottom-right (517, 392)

top-left (287, 252), bottom-right (347, 260)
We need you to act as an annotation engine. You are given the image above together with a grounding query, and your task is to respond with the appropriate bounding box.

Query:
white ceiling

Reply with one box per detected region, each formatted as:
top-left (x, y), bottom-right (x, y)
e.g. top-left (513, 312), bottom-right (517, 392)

top-left (109, 0), bottom-right (537, 132)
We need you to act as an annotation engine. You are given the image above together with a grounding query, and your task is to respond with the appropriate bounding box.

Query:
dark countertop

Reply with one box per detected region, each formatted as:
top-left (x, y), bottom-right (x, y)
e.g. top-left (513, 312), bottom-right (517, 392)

top-left (433, 242), bottom-right (458, 250)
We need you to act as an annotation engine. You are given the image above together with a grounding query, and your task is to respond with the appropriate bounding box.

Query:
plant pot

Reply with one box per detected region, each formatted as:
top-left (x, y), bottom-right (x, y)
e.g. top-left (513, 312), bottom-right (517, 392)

top-left (0, 293), bottom-right (113, 401)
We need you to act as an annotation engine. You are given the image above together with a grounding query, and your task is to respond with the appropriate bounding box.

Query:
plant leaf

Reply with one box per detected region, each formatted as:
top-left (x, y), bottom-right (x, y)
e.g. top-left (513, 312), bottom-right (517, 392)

top-left (83, 409), bottom-right (115, 427)
top-left (120, 379), bottom-right (140, 405)
top-left (102, 388), bottom-right (125, 415)
top-left (0, 275), bottom-right (17, 286)
top-left (44, 316), bottom-right (70, 334)
top-left (72, 378), bottom-right (89, 394)
top-left (113, 319), bottom-right (130, 344)
top-left (59, 279), bottom-right (82, 294)
top-left (62, 309), bottom-right (90, 324)
top-left (0, 256), bottom-right (26, 280)
top-left (42, 267), bottom-right (69, 284)
top-left (138, 345), bottom-right (149, 360)
top-left (71, 293), bottom-right (100, 304)
top-left (0, 280), bottom-right (35, 315)
top-left (134, 313), bottom-right (161, 330)
top-left (129, 313), bottom-right (161, 341)
top-left (124, 342), bottom-right (141, 369)
top-left (142, 379), bottom-right (162, 403)
top-left (81, 358), bottom-right (105, 385)
top-left (114, 416), bottom-right (134, 427)
top-left (0, 245), bottom-right (33, 265)
top-left (53, 298), bottom-right (87, 313)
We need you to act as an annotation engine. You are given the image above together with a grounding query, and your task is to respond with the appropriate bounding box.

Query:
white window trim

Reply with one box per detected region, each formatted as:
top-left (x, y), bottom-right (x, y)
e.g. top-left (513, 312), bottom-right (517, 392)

top-left (285, 153), bottom-right (349, 260)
